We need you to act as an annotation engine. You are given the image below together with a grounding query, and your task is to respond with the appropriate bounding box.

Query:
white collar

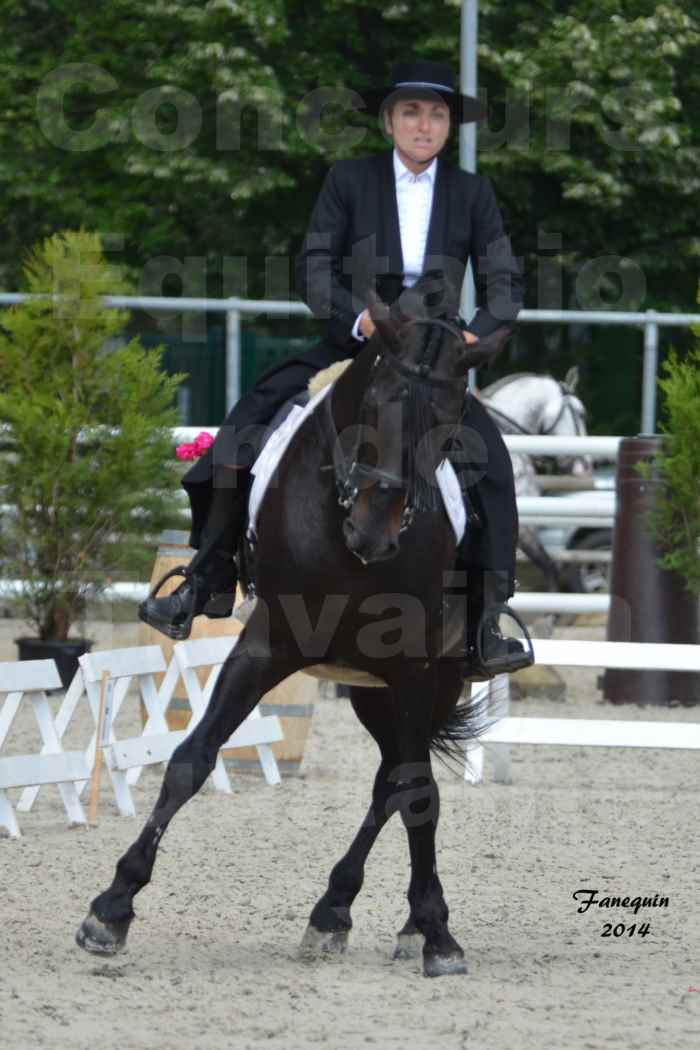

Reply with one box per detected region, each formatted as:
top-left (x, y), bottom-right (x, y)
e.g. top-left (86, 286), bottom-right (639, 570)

top-left (393, 148), bottom-right (437, 185)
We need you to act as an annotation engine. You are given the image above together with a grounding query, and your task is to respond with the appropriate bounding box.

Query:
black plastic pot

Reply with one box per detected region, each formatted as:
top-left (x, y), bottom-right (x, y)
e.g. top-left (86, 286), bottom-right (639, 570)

top-left (15, 637), bottom-right (94, 691)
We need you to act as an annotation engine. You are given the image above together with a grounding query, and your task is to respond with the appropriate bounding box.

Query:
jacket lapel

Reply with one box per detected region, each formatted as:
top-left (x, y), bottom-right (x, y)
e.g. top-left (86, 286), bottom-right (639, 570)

top-left (378, 150), bottom-right (452, 270)
top-left (424, 153), bottom-right (450, 259)
top-left (379, 150), bottom-right (404, 274)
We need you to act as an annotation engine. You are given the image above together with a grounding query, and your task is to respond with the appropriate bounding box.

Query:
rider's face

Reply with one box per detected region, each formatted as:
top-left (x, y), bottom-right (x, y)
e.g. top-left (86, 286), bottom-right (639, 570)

top-left (383, 97), bottom-right (451, 173)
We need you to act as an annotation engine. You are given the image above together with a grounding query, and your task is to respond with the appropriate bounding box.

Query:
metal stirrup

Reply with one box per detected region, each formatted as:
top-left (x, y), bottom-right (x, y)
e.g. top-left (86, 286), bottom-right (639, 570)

top-left (475, 602), bottom-right (534, 670)
top-left (145, 564), bottom-right (200, 640)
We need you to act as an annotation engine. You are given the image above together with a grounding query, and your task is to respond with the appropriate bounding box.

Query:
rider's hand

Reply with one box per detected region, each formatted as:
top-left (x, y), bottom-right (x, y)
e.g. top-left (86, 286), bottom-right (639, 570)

top-left (462, 330), bottom-right (479, 345)
top-left (359, 309), bottom-right (376, 339)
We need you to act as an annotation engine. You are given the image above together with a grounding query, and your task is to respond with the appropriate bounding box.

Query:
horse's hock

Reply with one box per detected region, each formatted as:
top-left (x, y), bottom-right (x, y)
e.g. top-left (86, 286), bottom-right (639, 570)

top-left (139, 531), bottom-right (316, 774)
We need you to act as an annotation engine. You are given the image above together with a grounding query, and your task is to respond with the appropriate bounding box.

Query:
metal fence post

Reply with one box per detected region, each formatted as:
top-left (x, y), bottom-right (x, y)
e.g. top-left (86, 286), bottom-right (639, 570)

top-left (460, 0), bottom-right (478, 394)
top-left (225, 308), bottom-right (241, 409)
top-left (641, 312), bottom-right (659, 434)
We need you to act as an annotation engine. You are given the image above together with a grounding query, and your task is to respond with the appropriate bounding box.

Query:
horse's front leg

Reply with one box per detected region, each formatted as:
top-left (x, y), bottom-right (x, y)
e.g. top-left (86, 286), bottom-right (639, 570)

top-left (301, 687), bottom-right (398, 956)
top-left (388, 666), bottom-right (467, 978)
top-left (76, 624), bottom-right (298, 956)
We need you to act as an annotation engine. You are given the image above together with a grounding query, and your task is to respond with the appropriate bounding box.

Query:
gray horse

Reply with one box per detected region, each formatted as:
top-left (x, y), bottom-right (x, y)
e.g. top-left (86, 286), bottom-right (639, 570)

top-left (480, 367), bottom-right (590, 591)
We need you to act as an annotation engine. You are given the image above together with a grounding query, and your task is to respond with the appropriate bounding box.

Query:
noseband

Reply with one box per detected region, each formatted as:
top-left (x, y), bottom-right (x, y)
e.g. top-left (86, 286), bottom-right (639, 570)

top-left (317, 317), bottom-right (469, 531)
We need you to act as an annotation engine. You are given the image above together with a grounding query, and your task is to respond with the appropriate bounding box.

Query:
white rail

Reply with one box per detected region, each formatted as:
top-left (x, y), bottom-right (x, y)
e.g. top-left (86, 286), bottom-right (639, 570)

top-left (0, 581), bottom-right (613, 614)
top-left (170, 429), bottom-right (624, 461)
top-left (466, 638), bottom-right (700, 786)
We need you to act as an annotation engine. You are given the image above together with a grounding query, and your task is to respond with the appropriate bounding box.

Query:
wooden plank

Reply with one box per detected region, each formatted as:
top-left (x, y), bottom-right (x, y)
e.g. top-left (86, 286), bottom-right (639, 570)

top-left (480, 717), bottom-right (700, 750)
top-left (79, 645), bottom-right (166, 683)
top-left (0, 660), bottom-right (62, 692)
top-left (109, 716), bottom-right (283, 771)
top-left (0, 751), bottom-right (92, 790)
top-left (532, 638), bottom-right (700, 672)
top-left (175, 635), bottom-right (239, 669)
top-left (222, 715), bottom-right (283, 750)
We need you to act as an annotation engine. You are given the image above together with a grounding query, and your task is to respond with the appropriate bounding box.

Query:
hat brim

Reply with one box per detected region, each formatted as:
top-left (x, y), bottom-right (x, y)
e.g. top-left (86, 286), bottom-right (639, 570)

top-left (362, 85), bottom-right (486, 124)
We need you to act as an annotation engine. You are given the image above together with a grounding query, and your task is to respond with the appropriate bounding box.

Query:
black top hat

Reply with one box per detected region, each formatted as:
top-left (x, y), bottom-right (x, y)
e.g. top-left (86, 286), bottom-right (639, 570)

top-left (363, 60), bottom-right (486, 125)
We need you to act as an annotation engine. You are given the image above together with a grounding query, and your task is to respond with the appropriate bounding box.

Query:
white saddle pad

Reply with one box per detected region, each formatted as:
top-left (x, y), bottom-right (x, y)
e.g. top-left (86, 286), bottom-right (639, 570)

top-left (247, 382), bottom-right (466, 544)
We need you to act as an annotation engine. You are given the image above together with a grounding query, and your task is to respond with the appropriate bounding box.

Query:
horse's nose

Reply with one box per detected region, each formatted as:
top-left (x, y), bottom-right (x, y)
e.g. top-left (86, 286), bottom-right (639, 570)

top-left (343, 518), bottom-right (399, 561)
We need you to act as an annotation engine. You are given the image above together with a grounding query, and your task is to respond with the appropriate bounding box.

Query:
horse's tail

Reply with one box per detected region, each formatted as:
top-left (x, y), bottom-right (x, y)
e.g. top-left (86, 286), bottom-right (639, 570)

top-left (429, 678), bottom-right (508, 776)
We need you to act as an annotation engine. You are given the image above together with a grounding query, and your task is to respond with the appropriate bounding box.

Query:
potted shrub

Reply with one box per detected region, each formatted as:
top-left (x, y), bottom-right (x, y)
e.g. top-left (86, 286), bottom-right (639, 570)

top-left (0, 229), bottom-right (185, 686)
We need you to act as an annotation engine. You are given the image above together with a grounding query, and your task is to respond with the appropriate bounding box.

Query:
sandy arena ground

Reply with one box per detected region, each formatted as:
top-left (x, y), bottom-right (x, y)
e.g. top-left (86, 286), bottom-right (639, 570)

top-left (1, 614), bottom-right (699, 1050)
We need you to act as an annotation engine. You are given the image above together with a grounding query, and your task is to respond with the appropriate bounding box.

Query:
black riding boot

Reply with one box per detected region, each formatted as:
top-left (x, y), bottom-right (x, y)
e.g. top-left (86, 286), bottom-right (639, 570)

top-left (138, 468), bottom-right (251, 641)
top-left (462, 569), bottom-right (534, 679)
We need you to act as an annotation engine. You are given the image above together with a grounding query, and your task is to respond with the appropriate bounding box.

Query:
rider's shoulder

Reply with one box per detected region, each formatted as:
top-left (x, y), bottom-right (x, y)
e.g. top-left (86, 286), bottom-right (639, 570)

top-left (448, 162), bottom-right (491, 194)
top-left (326, 156), bottom-right (375, 180)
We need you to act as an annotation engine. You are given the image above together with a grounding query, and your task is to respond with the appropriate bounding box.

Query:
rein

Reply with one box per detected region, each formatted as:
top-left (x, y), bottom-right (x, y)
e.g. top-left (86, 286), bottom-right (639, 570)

top-left (316, 317), bottom-right (470, 529)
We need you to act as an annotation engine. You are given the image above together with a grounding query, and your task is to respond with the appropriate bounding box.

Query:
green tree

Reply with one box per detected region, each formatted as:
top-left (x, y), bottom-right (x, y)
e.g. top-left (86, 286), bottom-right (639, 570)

top-left (0, 1), bottom-right (697, 303)
top-left (0, 229), bottom-right (185, 639)
top-left (0, 2), bottom-right (699, 430)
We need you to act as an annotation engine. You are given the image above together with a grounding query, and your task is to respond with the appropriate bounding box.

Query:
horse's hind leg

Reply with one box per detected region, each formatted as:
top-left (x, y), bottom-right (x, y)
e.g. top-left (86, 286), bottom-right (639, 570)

top-left (394, 668), bottom-right (466, 963)
top-left (393, 915), bottom-right (423, 960)
top-left (301, 686), bottom-right (398, 956)
top-left (388, 667), bottom-right (467, 978)
top-left (76, 627), bottom-right (297, 956)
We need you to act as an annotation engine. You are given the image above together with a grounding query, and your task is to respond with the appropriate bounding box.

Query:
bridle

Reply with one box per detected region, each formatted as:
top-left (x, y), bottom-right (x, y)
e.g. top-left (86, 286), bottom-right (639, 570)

top-left (484, 381), bottom-right (586, 438)
top-left (316, 316), bottom-right (470, 532)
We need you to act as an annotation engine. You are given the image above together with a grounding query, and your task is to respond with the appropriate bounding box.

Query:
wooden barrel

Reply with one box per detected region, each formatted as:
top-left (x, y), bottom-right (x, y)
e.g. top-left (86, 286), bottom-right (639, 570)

top-left (138, 530), bottom-right (316, 773)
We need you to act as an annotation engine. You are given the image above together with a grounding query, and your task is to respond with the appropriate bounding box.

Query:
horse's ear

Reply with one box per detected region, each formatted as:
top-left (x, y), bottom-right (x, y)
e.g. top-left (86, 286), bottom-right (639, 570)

top-left (367, 290), bottom-right (400, 350)
top-left (564, 365), bottom-right (579, 393)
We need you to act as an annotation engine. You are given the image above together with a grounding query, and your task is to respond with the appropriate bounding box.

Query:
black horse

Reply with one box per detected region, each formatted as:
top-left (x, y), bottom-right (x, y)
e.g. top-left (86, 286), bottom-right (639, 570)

top-left (76, 288), bottom-right (514, 978)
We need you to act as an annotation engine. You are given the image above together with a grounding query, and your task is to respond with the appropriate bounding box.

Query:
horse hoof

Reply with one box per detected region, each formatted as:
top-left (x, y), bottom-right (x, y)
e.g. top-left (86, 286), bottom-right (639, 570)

top-left (75, 909), bottom-right (130, 956)
top-left (423, 952), bottom-right (468, 978)
top-left (299, 924), bottom-right (349, 957)
top-left (393, 933), bottom-right (424, 960)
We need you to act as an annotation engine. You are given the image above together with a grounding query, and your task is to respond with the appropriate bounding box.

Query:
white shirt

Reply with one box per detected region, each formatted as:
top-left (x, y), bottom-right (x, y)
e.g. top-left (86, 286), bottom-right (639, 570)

top-left (352, 148), bottom-right (437, 341)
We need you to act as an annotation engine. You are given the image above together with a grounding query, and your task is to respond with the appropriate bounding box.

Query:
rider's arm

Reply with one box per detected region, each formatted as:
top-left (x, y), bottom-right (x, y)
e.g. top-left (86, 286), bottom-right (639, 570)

top-left (462, 175), bottom-right (524, 340)
top-left (294, 162), bottom-right (361, 347)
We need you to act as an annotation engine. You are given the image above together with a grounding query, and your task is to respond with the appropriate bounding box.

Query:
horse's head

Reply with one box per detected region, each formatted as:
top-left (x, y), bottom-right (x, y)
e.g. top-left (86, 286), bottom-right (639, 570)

top-left (540, 367), bottom-right (591, 476)
top-left (337, 278), bottom-right (511, 564)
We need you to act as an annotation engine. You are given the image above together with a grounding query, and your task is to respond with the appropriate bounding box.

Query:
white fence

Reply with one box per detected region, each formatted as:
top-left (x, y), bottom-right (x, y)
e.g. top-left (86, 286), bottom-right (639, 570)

top-left (0, 431), bottom-right (620, 613)
top-left (3, 293), bottom-right (697, 433)
top-left (4, 635), bottom-right (699, 834)
top-left (0, 639), bottom-right (284, 838)
top-left (465, 638), bottom-right (700, 786)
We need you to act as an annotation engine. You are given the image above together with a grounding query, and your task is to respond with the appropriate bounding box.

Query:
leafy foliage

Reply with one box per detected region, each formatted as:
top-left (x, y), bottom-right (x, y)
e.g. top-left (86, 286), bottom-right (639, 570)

top-left (641, 295), bottom-right (700, 592)
top-left (0, 1), bottom-right (698, 311)
top-left (0, 229), bottom-right (186, 639)
top-left (0, 2), bottom-right (699, 430)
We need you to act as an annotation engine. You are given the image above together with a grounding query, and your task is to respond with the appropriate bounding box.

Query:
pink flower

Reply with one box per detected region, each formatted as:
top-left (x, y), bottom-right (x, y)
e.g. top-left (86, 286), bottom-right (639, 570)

top-left (175, 442), bottom-right (198, 461)
top-left (193, 431), bottom-right (214, 455)
top-left (175, 432), bottom-right (215, 461)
